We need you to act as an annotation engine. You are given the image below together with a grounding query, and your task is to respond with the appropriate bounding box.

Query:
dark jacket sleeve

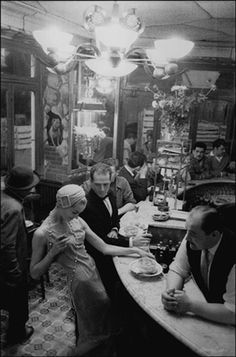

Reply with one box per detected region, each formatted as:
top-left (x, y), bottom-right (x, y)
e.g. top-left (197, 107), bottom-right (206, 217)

top-left (103, 235), bottom-right (129, 247)
top-left (0, 209), bottom-right (27, 287)
top-left (119, 167), bottom-right (148, 202)
top-left (132, 178), bottom-right (148, 202)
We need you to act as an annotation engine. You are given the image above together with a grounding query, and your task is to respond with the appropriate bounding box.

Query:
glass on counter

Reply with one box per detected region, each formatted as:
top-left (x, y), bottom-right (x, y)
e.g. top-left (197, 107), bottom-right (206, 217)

top-left (154, 240), bottom-right (181, 273)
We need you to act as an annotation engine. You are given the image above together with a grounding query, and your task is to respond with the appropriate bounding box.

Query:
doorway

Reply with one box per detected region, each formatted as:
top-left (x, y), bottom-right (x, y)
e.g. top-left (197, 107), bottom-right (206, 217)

top-left (1, 84), bottom-right (36, 174)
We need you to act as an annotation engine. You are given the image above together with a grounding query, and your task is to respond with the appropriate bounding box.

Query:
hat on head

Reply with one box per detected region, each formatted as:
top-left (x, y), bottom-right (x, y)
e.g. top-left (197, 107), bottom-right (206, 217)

top-left (56, 184), bottom-right (86, 208)
top-left (4, 166), bottom-right (40, 191)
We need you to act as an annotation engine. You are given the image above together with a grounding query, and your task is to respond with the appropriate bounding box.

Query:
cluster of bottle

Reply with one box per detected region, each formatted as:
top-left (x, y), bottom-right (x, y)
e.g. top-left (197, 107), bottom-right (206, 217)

top-left (151, 240), bottom-right (181, 273)
top-left (149, 173), bottom-right (180, 209)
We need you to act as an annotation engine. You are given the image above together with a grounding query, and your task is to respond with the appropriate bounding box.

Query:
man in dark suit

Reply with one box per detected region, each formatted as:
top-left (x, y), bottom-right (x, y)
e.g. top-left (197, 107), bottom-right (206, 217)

top-left (80, 163), bottom-right (150, 298)
top-left (1, 166), bottom-right (40, 345)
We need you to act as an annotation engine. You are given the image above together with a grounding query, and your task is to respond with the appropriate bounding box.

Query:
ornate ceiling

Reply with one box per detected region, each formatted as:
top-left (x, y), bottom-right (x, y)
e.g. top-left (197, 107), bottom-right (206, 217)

top-left (1, 1), bottom-right (235, 61)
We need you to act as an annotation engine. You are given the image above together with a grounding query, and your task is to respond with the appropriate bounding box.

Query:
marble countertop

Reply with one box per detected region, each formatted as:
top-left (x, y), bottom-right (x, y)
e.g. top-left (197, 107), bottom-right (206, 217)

top-left (120, 199), bottom-right (187, 231)
top-left (113, 255), bottom-right (235, 357)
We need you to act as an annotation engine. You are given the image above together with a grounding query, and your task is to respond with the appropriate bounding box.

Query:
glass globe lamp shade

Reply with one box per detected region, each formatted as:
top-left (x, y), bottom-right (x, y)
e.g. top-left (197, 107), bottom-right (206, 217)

top-left (33, 27), bottom-right (73, 54)
top-left (146, 49), bottom-right (169, 66)
top-left (85, 58), bottom-right (137, 77)
top-left (83, 5), bottom-right (106, 32)
top-left (96, 77), bottom-right (113, 94)
top-left (52, 45), bottom-right (76, 62)
top-left (95, 23), bottom-right (139, 50)
top-left (154, 39), bottom-right (194, 59)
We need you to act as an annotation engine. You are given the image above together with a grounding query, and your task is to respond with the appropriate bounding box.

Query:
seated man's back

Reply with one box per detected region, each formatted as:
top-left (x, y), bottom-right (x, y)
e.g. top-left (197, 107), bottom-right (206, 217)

top-left (119, 151), bottom-right (148, 202)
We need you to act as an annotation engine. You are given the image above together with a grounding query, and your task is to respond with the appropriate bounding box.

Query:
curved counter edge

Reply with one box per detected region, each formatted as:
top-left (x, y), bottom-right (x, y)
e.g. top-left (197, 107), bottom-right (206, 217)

top-left (113, 255), bottom-right (235, 357)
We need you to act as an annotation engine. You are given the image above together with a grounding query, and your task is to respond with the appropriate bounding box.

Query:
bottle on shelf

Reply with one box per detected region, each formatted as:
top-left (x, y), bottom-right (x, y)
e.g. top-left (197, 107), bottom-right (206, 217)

top-left (156, 241), bottom-right (169, 273)
top-left (168, 240), bottom-right (177, 264)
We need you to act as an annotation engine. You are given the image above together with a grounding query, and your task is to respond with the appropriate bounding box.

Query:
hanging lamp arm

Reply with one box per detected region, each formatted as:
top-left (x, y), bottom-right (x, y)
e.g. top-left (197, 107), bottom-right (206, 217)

top-left (75, 43), bottom-right (102, 59)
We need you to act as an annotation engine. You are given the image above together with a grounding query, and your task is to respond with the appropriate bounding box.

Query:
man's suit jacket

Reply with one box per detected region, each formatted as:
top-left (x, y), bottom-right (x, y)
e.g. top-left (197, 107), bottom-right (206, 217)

top-left (118, 166), bottom-right (148, 202)
top-left (80, 188), bottom-right (119, 238)
top-left (80, 188), bottom-right (129, 257)
top-left (0, 191), bottom-right (28, 288)
top-left (80, 188), bottom-right (129, 297)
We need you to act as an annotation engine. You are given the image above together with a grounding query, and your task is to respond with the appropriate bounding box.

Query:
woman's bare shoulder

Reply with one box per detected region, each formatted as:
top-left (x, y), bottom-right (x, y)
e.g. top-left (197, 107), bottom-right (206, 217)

top-left (33, 226), bottom-right (47, 243)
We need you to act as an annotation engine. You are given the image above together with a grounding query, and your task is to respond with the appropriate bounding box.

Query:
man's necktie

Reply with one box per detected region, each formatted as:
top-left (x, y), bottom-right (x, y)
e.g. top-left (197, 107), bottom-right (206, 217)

top-left (201, 249), bottom-right (210, 288)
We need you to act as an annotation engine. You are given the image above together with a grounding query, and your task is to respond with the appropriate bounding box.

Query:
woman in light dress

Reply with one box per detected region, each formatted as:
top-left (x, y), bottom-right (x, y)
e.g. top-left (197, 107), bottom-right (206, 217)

top-left (30, 184), bottom-right (152, 356)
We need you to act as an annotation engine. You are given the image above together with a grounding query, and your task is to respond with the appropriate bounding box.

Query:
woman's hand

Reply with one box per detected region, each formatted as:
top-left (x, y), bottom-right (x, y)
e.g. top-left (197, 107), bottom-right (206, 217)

top-left (49, 235), bottom-right (70, 258)
top-left (107, 229), bottom-right (118, 239)
top-left (133, 234), bottom-right (151, 247)
top-left (134, 247), bottom-right (154, 258)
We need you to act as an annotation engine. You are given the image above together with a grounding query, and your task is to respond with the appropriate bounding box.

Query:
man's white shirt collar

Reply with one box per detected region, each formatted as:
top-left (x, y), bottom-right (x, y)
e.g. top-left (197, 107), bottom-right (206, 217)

top-left (124, 165), bottom-right (134, 177)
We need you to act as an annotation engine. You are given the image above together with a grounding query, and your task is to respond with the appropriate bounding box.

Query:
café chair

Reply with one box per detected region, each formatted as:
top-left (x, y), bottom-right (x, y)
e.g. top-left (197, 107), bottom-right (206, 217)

top-left (217, 203), bottom-right (235, 233)
top-left (177, 180), bottom-right (235, 211)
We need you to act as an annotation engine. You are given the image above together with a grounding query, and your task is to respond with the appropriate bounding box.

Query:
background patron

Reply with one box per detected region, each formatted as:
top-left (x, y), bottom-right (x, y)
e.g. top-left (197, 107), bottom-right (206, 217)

top-left (188, 142), bottom-right (212, 180)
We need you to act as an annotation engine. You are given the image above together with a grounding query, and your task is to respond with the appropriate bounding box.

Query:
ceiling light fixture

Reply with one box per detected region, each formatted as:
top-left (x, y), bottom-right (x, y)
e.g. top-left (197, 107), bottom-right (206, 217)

top-left (33, 26), bottom-right (75, 57)
top-left (153, 39), bottom-right (194, 59)
top-left (85, 57), bottom-right (137, 77)
top-left (84, 2), bottom-right (144, 51)
top-left (32, 3), bottom-right (194, 79)
top-left (145, 38), bottom-right (194, 79)
top-left (82, 1), bottom-right (143, 77)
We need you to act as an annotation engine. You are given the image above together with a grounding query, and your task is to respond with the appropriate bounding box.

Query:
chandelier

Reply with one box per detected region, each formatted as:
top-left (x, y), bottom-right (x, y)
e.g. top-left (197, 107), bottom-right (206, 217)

top-left (33, 2), bottom-right (194, 78)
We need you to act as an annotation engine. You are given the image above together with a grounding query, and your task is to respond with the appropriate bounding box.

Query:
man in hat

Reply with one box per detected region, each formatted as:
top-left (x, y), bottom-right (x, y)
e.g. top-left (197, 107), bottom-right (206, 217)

top-left (1, 165), bottom-right (40, 345)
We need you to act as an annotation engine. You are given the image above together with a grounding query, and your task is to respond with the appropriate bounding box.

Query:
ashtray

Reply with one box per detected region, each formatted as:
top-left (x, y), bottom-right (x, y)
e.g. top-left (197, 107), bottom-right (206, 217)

top-left (152, 212), bottom-right (170, 221)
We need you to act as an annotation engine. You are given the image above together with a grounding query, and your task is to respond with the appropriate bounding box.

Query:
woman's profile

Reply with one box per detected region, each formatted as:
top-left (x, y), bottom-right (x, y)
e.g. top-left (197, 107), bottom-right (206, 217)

top-left (46, 111), bottom-right (63, 146)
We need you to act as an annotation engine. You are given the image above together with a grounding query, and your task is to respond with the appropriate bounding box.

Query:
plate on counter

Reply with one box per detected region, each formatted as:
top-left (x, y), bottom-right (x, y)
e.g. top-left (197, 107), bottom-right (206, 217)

top-left (119, 225), bottom-right (144, 237)
top-left (129, 258), bottom-right (163, 278)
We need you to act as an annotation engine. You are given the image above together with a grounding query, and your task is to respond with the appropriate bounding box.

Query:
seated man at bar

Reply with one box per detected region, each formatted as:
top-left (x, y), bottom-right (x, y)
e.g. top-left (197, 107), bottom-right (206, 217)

top-left (161, 205), bottom-right (235, 325)
top-left (208, 138), bottom-right (235, 177)
top-left (188, 142), bottom-right (212, 180)
top-left (80, 162), bottom-right (151, 298)
top-left (82, 158), bottom-right (137, 217)
top-left (123, 132), bottom-right (136, 165)
top-left (118, 151), bottom-right (149, 202)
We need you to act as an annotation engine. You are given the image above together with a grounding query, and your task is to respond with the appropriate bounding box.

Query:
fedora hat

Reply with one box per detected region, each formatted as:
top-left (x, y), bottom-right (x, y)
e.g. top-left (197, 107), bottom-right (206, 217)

top-left (4, 166), bottom-right (40, 191)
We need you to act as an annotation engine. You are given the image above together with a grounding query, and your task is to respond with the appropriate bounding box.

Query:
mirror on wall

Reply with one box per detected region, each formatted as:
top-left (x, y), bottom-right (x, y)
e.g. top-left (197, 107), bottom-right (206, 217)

top-left (71, 63), bottom-right (115, 170)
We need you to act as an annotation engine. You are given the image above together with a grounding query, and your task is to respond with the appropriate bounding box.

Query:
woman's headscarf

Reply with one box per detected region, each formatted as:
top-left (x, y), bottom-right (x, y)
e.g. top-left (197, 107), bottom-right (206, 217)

top-left (56, 184), bottom-right (85, 208)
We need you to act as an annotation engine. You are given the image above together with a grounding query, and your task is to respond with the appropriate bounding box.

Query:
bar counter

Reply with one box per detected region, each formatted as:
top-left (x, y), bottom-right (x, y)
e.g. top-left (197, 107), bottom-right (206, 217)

top-left (113, 255), bottom-right (235, 356)
top-left (116, 197), bottom-right (235, 356)
top-left (120, 198), bottom-right (187, 245)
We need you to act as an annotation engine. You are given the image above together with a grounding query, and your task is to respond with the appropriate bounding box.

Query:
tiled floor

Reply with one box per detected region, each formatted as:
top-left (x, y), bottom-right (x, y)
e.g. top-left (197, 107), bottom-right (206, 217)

top-left (1, 263), bottom-right (76, 357)
top-left (0, 263), bottom-right (199, 357)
